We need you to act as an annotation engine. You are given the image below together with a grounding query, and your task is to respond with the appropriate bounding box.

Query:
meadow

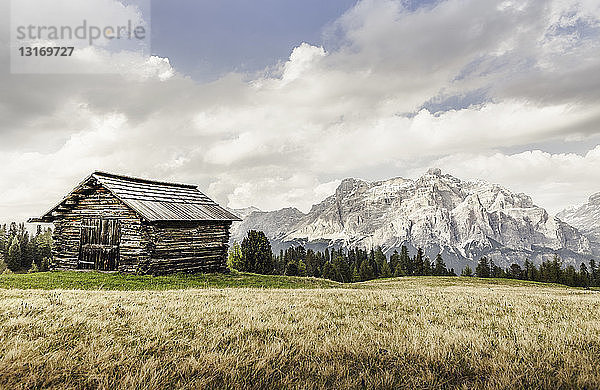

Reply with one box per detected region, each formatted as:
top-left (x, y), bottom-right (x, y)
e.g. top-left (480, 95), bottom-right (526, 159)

top-left (0, 273), bottom-right (599, 389)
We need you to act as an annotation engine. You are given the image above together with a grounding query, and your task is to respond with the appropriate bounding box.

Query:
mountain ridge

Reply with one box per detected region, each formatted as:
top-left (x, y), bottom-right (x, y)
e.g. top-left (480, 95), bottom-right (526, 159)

top-left (231, 169), bottom-right (595, 270)
top-left (558, 192), bottom-right (600, 249)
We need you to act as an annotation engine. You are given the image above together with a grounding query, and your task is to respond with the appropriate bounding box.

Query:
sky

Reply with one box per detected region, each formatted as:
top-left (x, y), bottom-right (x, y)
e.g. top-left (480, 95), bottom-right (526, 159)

top-left (1, 0), bottom-right (600, 223)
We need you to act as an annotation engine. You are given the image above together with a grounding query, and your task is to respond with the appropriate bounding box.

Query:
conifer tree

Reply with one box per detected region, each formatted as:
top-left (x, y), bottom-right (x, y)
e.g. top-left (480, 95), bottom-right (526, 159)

top-left (524, 259), bottom-right (538, 281)
top-left (433, 253), bottom-right (447, 276)
top-left (0, 225), bottom-right (7, 255)
top-left (579, 262), bottom-right (590, 288)
top-left (590, 259), bottom-right (598, 287)
top-left (461, 265), bottom-right (474, 277)
top-left (351, 264), bottom-right (360, 282)
top-left (368, 248), bottom-right (378, 277)
top-left (399, 245), bottom-right (411, 275)
top-left (321, 261), bottom-right (336, 281)
top-left (332, 255), bottom-right (349, 282)
top-left (475, 257), bottom-right (490, 278)
top-left (0, 256), bottom-right (7, 274)
top-left (381, 260), bottom-right (392, 278)
top-left (7, 237), bottom-right (21, 271)
top-left (393, 264), bottom-right (405, 277)
top-left (389, 250), bottom-right (400, 275)
top-left (374, 246), bottom-right (386, 277)
top-left (563, 264), bottom-right (577, 286)
top-left (359, 259), bottom-right (374, 281)
top-left (241, 230), bottom-right (273, 274)
top-left (414, 248), bottom-right (424, 276)
top-left (285, 261), bottom-right (299, 276)
top-left (508, 263), bottom-right (523, 279)
top-left (305, 249), bottom-right (319, 277)
top-left (423, 257), bottom-right (432, 276)
top-left (298, 259), bottom-right (307, 277)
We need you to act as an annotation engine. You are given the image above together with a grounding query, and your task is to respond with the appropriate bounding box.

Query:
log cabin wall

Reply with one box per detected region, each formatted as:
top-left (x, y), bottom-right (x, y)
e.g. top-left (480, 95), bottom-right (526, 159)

top-left (145, 222), bottom-right (231, 274)
top-left (51, 185), bottom-right (150, 272)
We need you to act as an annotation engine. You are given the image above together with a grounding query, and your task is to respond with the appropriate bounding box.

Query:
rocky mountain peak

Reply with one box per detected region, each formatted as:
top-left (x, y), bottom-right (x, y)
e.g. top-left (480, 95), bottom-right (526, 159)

top-left (558, 191), bottom-right (600, 244)
top-left (426, 167), bottom-right (442, 176)
top-left (232, 170), bottom-right (595, 270)
top-left (335, 178), bottom-right (369, 198)
top-left (589, 192), bottom-right (600, 205)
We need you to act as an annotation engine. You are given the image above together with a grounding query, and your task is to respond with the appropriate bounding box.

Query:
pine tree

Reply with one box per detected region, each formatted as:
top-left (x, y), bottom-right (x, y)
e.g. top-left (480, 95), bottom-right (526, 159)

top-left (305, 249), bottom-right (319, 277)
top-left (433, 253), bottom-right (447, 276)
top-left (368, 248), bottom-right (378, 277)
top-left (508, 263), bottom-right (523, 279)
top-left (298, 260), bottom-right (307, 277)
top-left (524, 259), bottom-right (538, 281)
top-left (285, 261), bottom-right (299, 276)
top-left (351, 264), bottom-right (360, 282)
top-left (423, 257), bottom-right (432, 276)
top-left (461, 265), bottom-right (473, 277)
top-left (413, 248), bottom-right (424, 276)
top-left (475, 257), bottom-right (490, 278)
top-left (374, 247), bottom-right (386, 277)
top-left (381, 260), bottom-right (392, 278)
top-left (332, 255), bottom-right (349, 282)
top-left (563, 265), bottom-right (577, 287)
top-left (0, 225), bottom-right (7, 255)
top-left (393, 264), bottom-right (405, 277)
top-left (389, 250), bottom-right (400, 275)
top-left (359, 259), bottom-right (374, 281)
top-left (590, 259), bottom-right (598, 287)
top-left (7, 237), bottom-right (21, 271)
top-left (579, 262), bottom-right (590, 288)
top-left (241, 230), bottom-right (273, 274)
top-left (398, 245), bottom-right (411, 275)
top-left (273, 249), bottom-right (285, 275)
top-left (540, 255), bottom-right (562, 283)
top-left (20, 232), bottom-right (32, 270)
top-left (321, 262), bottom-right (336, 281)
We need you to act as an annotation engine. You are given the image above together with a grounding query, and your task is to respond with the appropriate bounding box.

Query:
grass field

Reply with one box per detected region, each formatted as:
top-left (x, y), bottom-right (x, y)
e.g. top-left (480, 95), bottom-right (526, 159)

top-left (0, 273), bottom-right (599, 389)
top-left (0, 270), bottom-right (340, 290)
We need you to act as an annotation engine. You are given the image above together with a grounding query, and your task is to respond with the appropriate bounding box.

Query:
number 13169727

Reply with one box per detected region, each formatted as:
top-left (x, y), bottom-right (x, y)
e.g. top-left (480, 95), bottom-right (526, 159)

top-left (18, 47), bottom-right (74, 56)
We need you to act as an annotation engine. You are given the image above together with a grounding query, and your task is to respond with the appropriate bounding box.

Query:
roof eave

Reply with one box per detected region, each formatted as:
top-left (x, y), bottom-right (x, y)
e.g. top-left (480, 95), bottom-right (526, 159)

top-left (148, 218), bottom-right (242, 223)
top-left (30, 173), bottom-right (98, 222)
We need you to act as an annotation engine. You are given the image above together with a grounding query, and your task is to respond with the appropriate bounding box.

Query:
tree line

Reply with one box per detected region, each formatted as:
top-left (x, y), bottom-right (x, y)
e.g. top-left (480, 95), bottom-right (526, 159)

top-left (0, 223), bottom-right (53, 273)
top-left (228, 230), bottom-right (455, 283)
top-left (229, 230), bottom-right (599, 287)
top-left (466, 255), bottom-right (600, 288)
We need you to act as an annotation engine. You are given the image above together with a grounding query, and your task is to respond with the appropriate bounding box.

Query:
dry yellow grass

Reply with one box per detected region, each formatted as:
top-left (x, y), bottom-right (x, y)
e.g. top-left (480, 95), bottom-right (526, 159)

top-left (0, 277), bottom-right (599, 389)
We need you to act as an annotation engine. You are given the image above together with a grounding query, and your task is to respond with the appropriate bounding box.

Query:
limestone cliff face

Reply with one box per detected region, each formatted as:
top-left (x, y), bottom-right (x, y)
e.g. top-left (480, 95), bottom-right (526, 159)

top-left (232, 169), bottom-right (593, 269)
top-left (558, 192), bottom-right (600, 245)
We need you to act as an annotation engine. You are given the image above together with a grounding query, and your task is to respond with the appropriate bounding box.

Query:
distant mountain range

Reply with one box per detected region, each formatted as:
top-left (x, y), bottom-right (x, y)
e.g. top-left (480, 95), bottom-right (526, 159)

top-left (558, 192), bottom-right (600, 254)
top-left (230, 169), bottom-right (597, 271)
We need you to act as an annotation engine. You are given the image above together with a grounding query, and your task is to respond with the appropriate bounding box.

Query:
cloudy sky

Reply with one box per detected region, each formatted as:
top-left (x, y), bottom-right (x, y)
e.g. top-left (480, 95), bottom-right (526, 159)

top-left (1, 0), bottom-right (600, 223)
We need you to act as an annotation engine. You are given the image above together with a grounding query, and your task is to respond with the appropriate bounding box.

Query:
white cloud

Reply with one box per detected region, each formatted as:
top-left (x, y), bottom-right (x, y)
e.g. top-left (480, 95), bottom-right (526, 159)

top-left (2, 0), bottom-right (600, 222)
top-left (428, 146), bottom-right (600, 214)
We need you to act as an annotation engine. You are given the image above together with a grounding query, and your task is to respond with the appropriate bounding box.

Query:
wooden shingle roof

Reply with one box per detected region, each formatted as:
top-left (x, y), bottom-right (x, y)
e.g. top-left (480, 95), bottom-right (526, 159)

top-left (30, 171), bottom-right (241, 223)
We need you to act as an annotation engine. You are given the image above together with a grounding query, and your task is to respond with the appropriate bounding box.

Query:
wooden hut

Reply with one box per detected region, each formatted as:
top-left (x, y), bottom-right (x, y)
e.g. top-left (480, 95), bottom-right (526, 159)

top-left (29, 171), bottom-right (241, 274)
